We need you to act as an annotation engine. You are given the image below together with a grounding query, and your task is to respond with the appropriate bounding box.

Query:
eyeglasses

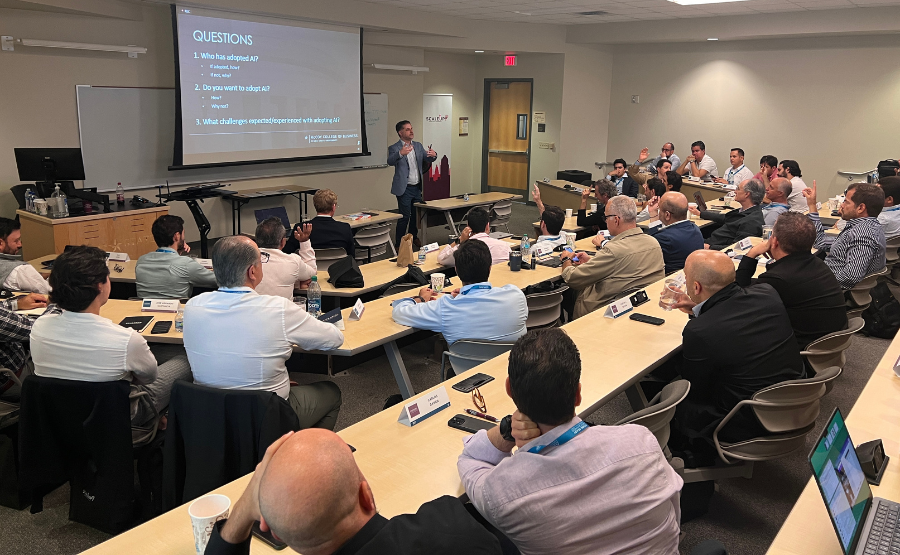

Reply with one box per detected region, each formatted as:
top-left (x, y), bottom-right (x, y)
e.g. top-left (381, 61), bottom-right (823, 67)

top-left (472, 387), bottom-right (487, 413)
top-left (113, 264), bottom-right (124, 273)
top-left (260, 252), bottom-right (271, 263)
top-left (604, 214), bottom-right (620, 220)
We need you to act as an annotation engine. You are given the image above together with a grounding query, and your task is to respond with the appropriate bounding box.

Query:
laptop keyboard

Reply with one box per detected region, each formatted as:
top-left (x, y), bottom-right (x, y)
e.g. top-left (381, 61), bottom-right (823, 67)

top-left (864, 502), bottom-right (900, 554)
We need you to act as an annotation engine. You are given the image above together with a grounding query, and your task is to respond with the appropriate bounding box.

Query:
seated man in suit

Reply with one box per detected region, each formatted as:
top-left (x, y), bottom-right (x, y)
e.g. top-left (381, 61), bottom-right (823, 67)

top-left (645, 192), bottom-right (705, 274)
top-left (458, 328), bottom-right (682, 554)
top-left (0, 217), bottom-right (51, 294)
top-left (437, 207), bottom-right (510, 266)
top-left (255, 217), bottom-right (317, 300)
top-left (736, 212), bottom-right (846, 350)
top-left (561, 196), bottom-right (665, 318)
top-left (283, 189), bottom-right (355, 257)
top-left (606, 158), bottom-right (639, 197)
top-left (393, 240), bottom-right (527, 347)
top-left (184, 236), bottom-right (343, 429)
top-left (667, 250), bottom-right (804, 466)
top-left (31, 246), bottom-right (192, 428)
top-left (135, 215), bottom-right (217, 299)
top-left (207, 429), bottom-right (503, 555)
top-left (573, 180), bottom-right (617, 231)
top-left (690, 178), bottom-right (765, 250)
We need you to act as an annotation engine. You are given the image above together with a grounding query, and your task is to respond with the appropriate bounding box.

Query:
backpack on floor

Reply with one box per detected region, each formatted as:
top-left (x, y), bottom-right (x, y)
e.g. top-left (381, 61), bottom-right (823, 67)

top-left (861, 281), bottom-right (900, 339)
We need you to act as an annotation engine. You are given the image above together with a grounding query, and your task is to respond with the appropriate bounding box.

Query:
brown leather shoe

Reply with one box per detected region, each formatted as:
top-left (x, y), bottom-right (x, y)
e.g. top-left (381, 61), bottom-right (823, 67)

top-left (412, 236), bottom-right (423, 250)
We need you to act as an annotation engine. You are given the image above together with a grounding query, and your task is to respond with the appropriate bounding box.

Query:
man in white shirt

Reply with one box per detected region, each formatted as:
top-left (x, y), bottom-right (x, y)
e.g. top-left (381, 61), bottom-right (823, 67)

top-left (676, 141), bottom-right (718, 179)
top-left (437, 207), bottom-right (510, 266)
top-left (762, 178), bottom-right (793, 226)
top-left (184, 236), bottom-right (343, 429)
top-left (0, 218), bottom-right (50, 294)
top-left (533, 205), bottom-right (569, 253)
top-left (778, 159), bottom-right (808, 212)
top-left (135, 215), bottom-right (218, 299)
top-left (30, 246), bottom-right (191, 427)
top-left (715, 148), bottom-right (754, 187)
top-left (458, 328), bottom-right (682, 554)
top-left (393, 240), bottom-right (527, 349)
top-left (255, 217), bottom-right (317, 300)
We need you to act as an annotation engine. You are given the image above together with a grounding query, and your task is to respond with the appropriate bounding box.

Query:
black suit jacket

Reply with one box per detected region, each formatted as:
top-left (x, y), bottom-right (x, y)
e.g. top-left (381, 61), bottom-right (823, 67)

top-left (678, 282), bottom-right (805, 444)
top-left (736, 253), bottom-right (848, 349)
top-left (576, 204), bottom-right (607, 230)
top-left (205, 495), bottom-right (502, 555)
top-left (622, 176), bottom-right (639, 198)
top-left (701, 205), bottom-right (765, 250)
top-left (283, 215), bottom-right (355, 257)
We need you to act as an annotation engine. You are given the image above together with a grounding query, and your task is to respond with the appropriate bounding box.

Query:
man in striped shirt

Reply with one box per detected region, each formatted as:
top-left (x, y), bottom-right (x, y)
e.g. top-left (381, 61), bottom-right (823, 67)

top-left (803, 180), bottom-right (886, 290)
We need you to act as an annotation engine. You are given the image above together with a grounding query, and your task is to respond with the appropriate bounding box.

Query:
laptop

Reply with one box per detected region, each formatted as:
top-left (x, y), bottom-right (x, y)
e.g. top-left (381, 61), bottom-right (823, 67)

top-left (809, 408), bottom-right (900, 554)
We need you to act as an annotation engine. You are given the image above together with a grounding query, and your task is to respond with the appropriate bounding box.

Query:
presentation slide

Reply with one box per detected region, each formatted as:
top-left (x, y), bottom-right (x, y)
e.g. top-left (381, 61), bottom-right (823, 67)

top-left (173, 6), bottom-right (365, 167)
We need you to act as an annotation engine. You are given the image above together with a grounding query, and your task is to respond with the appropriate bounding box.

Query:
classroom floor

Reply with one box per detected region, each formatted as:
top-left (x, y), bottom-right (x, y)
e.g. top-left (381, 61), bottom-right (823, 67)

top-left (1, 201), bottom-right (887, 555)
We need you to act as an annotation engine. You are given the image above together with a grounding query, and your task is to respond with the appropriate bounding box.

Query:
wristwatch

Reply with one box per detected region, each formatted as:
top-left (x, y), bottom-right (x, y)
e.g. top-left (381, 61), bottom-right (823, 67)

top-left (412, 295), bottom-right (425, 303)
top-left (499, 415), bottom-right (515, 442)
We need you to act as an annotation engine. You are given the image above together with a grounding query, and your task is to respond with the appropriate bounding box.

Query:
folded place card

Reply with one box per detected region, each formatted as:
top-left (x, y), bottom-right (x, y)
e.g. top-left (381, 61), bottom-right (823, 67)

top-left (348, 298), bottom-right (365, 321)
top-left (737, 238), bottom-right (754, 251)
top-left (603, 297), bottom-right (634, 319)
top-left (398, 386), bottom-right (451, 427)
top-left (194, 258), bottom-right (213, 269)
top-left (141, 299), bottom-right (179, 313)
top-left (423, 242), bottom-right (440, 253)
top-left (107, 252), bottom-right (130, 262)
top-left (723, 184), bottom-right (738, 190)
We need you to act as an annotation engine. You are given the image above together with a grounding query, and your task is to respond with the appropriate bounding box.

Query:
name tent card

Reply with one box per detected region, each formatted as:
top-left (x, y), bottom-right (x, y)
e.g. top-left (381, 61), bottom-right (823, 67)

top-left (349, 298), bottom-right (365, 321)
top-left (423, 242), bottom-right (440, 253)
top-left (737, 238), bottom-right (754, 251)
top-left (398, 386), bottom-right (451, 427)
top-left (107, 252), bottom-right (130, 262)
top-left (603, 297), bottom-right (634, 319)
top-left (141, 299), bottom-right (179, 313)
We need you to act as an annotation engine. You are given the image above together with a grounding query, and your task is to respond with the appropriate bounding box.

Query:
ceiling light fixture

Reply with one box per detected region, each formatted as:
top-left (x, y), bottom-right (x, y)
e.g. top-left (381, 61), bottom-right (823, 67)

top-left (707, 37), bottom-right (719, 41)
top-left (513, 10), bottom-right (532, 15)
top-left (475, 50), bottom-right (484, 53)
top-left (668, 0), bottom-right (749, 5)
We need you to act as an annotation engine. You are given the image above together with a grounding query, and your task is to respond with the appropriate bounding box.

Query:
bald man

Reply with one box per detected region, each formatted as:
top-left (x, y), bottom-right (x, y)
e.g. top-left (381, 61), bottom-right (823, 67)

top-left (205, 429), bottom-right (502, 555)
top-left (664, 250), bottom-right (804, 467)
top-left (644, 192), bottom-right (705, 273)
top-left (762, 177), bottom-right (793, 226)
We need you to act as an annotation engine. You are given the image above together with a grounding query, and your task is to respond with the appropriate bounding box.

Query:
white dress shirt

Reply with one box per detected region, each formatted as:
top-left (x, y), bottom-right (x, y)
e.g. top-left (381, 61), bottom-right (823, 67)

top-left (406, 143), bottom-right (420, 185)
top-left (686, 154), bottom-right (718, 178)
top-left (458, 418), bottom-right (682, 554)
top-left (256, 242), bottom-right (317, 300)
top-left (3, 264), bottom-right (51, 294)
top-left (788, 176), bottom-right (808, 212)
top-left (437, 233), bottom-right (511, 267)
top-left (183, 287), bottom-right (343, 399)
top-left (31, 310), bottom-right (157, 385)
top-left (724, 165), bottom-right (754, 186)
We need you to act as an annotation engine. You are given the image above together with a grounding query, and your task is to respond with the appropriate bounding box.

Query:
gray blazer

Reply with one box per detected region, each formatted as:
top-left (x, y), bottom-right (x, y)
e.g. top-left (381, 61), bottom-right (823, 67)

top-left (387, 140), bottom-right (436, 197)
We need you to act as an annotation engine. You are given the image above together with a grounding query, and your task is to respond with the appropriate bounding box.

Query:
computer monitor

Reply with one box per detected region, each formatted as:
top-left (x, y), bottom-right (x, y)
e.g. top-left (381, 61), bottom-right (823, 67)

top-left (14, 148), bottom-right (86, 184)
top-left (809, 408), bottom-right (874, 554)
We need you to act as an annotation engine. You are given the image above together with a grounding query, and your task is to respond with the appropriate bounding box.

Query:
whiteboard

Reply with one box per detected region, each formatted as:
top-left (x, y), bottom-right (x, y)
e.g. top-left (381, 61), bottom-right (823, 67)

top-left (76, 86), bottom-right (388, 191)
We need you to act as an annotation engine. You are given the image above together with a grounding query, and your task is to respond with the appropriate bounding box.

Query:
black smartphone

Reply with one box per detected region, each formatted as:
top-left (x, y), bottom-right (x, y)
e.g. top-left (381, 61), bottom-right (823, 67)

top-left (630, 313), bottom-right (665, 326)
top-left (448, 414), bottom-right (496, 434)
top-left (451, 372), bottom-right (495, 393)
top-left (150, 321), bottom-right (172, 334)
top-left (252, 521), bottom-right (287, 550)
top-left (692, 192), bottom-right (708, 212)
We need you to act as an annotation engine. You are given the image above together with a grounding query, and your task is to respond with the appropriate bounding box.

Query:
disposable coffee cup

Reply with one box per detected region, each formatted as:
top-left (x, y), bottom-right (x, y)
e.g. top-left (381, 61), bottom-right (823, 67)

top-left (509, 251), bottom-right (522, 272)
top-left (688, 202), bottom-right (697, 219)
top-left (431, 272), bottom-right (445, 293)
top-left (590, 204), bottom-right (598, 213)
top-left (189, 494), bottom-right (231, 554)
top-left (565, 208), bottom-right (573, 219)
top-left (34, 199), bottom-right (48, 216)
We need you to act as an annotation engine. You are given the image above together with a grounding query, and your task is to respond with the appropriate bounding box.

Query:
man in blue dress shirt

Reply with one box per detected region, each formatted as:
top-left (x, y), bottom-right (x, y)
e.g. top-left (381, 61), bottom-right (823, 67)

top-left (645, 192), bottom-right (705, 274)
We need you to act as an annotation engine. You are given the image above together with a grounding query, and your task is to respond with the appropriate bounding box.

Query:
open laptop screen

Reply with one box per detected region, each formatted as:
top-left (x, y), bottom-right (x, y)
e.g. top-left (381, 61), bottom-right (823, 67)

top-left (810, 408), bottom-right (873, 554)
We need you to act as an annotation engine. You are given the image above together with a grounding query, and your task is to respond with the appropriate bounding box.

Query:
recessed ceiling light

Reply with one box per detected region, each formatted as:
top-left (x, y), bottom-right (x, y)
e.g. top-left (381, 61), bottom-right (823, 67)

top-left (578, 10), bottom-right (608, 16)
top-left (669, 0), bottom-right (749, 4)
top-left (475, 50), bottom-right (484, 53)
top-left (707, 37), bottom-right (719, 41)
top-left (513, 10), bottom-right (532, 15)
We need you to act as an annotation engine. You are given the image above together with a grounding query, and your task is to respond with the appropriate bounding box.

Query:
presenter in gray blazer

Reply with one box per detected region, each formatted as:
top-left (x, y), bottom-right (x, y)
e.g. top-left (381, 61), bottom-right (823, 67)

top-left (388, 120), bottom-right (437, 246)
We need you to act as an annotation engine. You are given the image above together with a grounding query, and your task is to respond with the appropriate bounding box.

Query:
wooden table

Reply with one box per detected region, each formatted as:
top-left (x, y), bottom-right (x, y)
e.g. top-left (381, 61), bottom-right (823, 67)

top-left (316, 243), bottom-right (445, 298)
top-left (337, 210), bottom-right (402, 230)
top-left (29, 254), bottom-right (138, 283)
top-left (532, 180), bottom-right (589, 212)
top-left (414, 192), bottom-right (521, 243)
top-left (767, 336), bottom-right (900, 554)
top-left (680, 180), bottom-right (732, 204)
top-left (16, 206), bottom-right (168, 261)
top-left (217, 184), bottom-right (318, 235)
top-left (99, 299), bottom-right (184, 344)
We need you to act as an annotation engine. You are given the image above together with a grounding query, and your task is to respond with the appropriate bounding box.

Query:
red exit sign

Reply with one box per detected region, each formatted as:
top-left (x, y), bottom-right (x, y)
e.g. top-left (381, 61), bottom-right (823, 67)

top-left (504, 55), bottom-right (517, 67)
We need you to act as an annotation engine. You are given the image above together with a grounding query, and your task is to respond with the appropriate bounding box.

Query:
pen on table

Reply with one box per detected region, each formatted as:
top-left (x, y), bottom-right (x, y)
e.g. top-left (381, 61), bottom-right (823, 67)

top-left (465, 409), bottom-right (500, 423)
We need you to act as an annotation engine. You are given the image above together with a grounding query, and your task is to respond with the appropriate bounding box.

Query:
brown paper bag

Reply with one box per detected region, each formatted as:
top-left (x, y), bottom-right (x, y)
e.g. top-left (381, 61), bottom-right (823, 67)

top-left (396, 233), bottom-right (415, 266)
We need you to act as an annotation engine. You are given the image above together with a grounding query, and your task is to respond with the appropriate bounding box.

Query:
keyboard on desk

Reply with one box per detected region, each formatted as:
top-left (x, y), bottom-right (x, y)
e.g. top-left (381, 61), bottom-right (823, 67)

top-left (864, 500), bottom-right (900, 555)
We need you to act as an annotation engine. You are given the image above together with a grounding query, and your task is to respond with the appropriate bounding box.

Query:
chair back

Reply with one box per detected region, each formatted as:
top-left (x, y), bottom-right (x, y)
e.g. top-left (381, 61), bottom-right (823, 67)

top-left (314, 247), bottom-right (348, 272)
top-left (525, 285), bottom-right (569, 329)
top-left (847, 267), bottom-right (888, 307)
top-left (380, 283), bottom-right (421, 298)
top-left (489, 200), bottom-right (513, 230)
top-left (801, 317), bottom-right (863, 374)
top-left (886, 237), bottom-right (900, 265)
top-left (616, 380), bottom-right (690, 451)
top-left (446, 339), bottom-right (516, 377)
top-left (0, 368), bottom-right (22, 430)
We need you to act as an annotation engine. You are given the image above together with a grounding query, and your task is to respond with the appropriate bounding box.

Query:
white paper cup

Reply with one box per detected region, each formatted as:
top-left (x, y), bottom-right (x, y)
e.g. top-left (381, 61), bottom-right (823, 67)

top-left (431, 272), bottom-right (445, 293)
top-left (590, 204), bottom-right (597, 213)
top-left (565, 208), bottom-right (573, 219)
top-left (688, 202), bottom-right (697, 219)
top-left (189, 494), bottom-right (231, 554)
top-left (33, 199), bottom-right (48, 216)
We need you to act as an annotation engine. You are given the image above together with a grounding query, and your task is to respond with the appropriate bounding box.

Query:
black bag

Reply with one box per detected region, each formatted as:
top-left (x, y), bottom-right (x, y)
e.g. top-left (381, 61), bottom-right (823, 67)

top-left (374, 265), bottom-right (430, 297)
top-left (861, 281), bottom-right (900, 339)
top-left (327, 256), bottom-right (364, 288)
top-left (877, 159), bottom-right (900, 180)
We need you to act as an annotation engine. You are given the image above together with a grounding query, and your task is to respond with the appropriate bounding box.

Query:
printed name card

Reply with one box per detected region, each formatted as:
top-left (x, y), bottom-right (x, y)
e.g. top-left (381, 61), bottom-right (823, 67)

top-left (723, 184), bottom-right (738, 190)
top-left (423, 242), bottom-right (440, 253)
top-left (318, 307), bottom-right (345, 330)
top-left (532, 242), bottom-right (555, 258)
top-left (195, 258), bottom-right (213, 269)
top-left (398, 386), bottom-right (451, 427)
top-left (141, 299), bottom-right (179, 313)
top-left (349, 298), bottom-right (365, 321)
top-left (737, 238), bottom-right (754, 251)
top-left (603, 297), bottom-right (634, 319)
top-left (107, 252), bottom-right (130, 262)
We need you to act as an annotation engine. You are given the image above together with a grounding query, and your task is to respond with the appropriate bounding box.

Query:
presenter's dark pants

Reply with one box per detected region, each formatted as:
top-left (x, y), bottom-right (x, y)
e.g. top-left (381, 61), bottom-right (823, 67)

top-left (288, 381), bottom-right (342, 431)
top-left (396, 184), bottom-right (423, 245)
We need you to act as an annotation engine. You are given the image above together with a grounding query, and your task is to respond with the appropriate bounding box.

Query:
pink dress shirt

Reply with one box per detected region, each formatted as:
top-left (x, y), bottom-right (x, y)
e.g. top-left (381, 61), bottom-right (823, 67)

top-left (437, 233), bottom-right (511, 267)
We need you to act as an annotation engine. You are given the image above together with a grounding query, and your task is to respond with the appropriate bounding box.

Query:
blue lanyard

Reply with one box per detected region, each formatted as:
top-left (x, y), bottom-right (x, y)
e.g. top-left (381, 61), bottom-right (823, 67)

top-left (156, 248), bottom-right (176, 254)
top-left (527, 421), bottom-right (589, 454)
top-left (726, 165), bottom-right (745, 184)
top-left (460, 284), bottom-right (491, 296)
top-left (764, 203), bottom-right (789, 210)
top-left (219, 289), bottom-right (252, 294)
top-left (885, 206), bottom-right (900, 212)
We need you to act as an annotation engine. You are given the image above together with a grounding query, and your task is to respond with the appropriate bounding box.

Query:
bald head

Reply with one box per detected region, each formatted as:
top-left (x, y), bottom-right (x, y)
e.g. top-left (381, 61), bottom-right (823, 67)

top-left (659, 192), bottom-right (688, 223)
top-left (258, 430), bottom-right (372, 553)
top-left (684, 250), bottom-right (735, 303)
top-left (768, 177), bottom-right (793, 203)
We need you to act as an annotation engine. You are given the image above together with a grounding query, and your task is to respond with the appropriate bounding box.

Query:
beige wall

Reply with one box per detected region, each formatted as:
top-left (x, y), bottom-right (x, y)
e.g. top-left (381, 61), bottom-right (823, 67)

top-left (605, 39), bottom-right (900, 199)
top-left (559, 45), bottom-right (613, 183)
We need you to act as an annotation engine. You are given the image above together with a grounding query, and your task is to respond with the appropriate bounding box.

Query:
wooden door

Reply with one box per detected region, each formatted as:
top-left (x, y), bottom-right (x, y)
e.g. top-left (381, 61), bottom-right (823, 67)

top-left (485, 81), bottom-right (531, 192)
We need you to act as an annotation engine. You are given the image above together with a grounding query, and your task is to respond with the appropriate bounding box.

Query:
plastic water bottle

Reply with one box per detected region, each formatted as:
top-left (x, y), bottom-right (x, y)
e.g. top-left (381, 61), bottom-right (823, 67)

top-left (464, 193), bottom-right (469, 202)
top-left (116, 182), bottom-right (125, 205)
top-left (418, 247), bottom-right (427, 265)
top-left (174, 307), bottom-right (184, 332)
top-left (521, 234), bottom-right (530, 258)
top-left (50, 185), bottom-right (68, 218)
top-left (25, 189), bottom-right (35, 212)
top-left (307, 276), bottom-right (322, 318)
top-left (566, 232), bottom-right (575, 250)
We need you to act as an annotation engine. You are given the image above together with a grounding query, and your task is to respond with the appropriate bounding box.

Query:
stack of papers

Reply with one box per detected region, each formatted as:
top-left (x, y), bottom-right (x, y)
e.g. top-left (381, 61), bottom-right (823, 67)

top-left (342, 213), bottom-right (372, 221)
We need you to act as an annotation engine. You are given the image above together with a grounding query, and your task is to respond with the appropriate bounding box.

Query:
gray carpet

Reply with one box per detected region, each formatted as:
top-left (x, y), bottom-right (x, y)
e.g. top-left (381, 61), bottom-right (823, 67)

top-left (1, 201), bottom-right (887, 555)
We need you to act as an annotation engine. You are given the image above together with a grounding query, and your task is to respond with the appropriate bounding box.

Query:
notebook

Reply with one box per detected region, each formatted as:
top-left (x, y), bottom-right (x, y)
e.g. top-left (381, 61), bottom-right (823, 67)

top-left (119, 316), bottom-right (154, 333)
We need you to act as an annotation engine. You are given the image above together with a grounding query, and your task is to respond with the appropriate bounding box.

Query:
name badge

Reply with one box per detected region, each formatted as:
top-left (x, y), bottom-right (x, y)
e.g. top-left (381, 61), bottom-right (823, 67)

top-left (107, 252), bottom-right (130, 262)
top-left (603, 297), bottom-right (633, 319)
top-left (737, 238), bottom-right (754, 250)
top-left (141, 299), bottom-right (179, 313)
top-left (423, 242), bottom-right (439, 253)
top-left (398, 386), bottom-right (450, 427)
top-left (349, 298), bottom-right (365, 321)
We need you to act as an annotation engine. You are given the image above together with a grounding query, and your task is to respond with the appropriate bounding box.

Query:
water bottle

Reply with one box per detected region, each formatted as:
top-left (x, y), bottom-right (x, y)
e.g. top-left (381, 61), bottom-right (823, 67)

top-left (521, 234), bottom-right (530, 258)
top-left (464, 193), bottom-right (469, 202)
top-left (116, 182), bottom-right (125, 205)
top-left (418, 247), bottom-right (427, 265)
top-left (307, 276), bottom-right (322, 318)
top-left (25, 189), bottom-right (35, 212)
top-left (174, 307), bottom-right (184, 332)
top-left (50, 185), bottom-right (68, 218)
top-left (566, 232), bottom-right (575, 250)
